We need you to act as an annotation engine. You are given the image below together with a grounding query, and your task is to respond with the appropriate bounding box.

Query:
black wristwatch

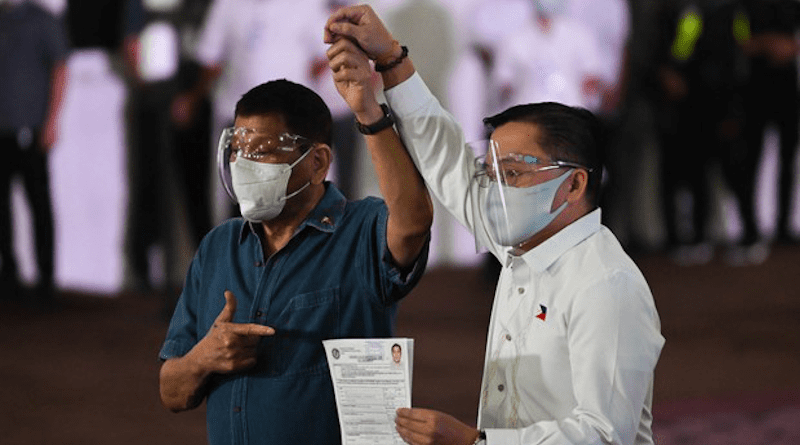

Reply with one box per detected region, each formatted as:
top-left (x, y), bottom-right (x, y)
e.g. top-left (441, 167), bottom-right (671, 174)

top-left (356, 103), bottom-right (395, 135)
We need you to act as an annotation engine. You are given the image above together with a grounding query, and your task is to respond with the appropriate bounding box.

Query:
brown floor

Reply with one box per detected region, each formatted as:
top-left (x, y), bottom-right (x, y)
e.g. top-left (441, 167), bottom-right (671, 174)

top-left (1, 245), bottom-right (799, 444)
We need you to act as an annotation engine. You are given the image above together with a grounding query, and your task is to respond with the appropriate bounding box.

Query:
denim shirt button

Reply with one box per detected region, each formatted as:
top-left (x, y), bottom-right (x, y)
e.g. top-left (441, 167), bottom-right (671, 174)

top-left (254, 261), bottom-right (262, 267)
top-left (233, 406), bottom-right (242, 413)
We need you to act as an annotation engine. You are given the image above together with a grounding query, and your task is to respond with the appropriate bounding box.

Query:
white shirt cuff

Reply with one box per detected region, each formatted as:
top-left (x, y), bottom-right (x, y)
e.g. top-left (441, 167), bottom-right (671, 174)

top-left (384, 71), bottom-right (435, 117)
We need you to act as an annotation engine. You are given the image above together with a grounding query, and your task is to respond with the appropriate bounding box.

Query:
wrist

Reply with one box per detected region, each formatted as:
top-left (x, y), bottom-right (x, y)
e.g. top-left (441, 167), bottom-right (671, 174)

top-left (355, 103), bottom-right (394, 135)
top-left (374, 40), bottom-right (402, 65)
top-left (472, 429), bottom-right (486, 445)
top-left (353, 102), bottom-right (385, 126)
top-left (185, 342), bottom-right (216, 378)
top-left (375, 45), bottom-right (408, 73)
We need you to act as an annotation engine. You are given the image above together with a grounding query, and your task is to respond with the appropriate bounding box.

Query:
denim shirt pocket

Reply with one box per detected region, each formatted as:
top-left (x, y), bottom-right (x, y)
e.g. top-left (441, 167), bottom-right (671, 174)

top-left (271, 288), bottom-right (340, 378)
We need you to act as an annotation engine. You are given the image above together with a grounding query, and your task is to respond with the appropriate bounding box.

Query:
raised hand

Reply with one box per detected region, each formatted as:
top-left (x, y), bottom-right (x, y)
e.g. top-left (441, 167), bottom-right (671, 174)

top-left (195, 290), bottom-right (275, 374)
top-left (324, 4), bottom-right (398, 63)
top-left (327, 37), bottom-right (381, 121)
top-left (395, 408), bottom-right (481, 445)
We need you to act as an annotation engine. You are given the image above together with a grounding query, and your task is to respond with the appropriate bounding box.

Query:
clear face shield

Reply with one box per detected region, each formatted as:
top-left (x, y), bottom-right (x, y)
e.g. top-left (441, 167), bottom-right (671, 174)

top-left (467, 139), bottom-right (588, 251)
top-left (217, 126), bottom-right (313, 203)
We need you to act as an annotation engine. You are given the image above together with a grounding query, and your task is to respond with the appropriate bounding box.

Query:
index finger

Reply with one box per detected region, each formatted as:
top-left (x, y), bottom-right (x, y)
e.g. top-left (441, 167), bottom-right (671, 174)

top-left (227, 323), bottom-right (276, 337)
top-left (326, 37), bottom-right (368, 65)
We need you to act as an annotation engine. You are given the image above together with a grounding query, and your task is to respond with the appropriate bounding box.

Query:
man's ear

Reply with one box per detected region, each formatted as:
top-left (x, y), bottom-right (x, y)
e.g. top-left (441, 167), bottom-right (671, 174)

top-left (566, 169), bottom-right (588, 204)
top-left (311, 144), bottom-right (332, 185)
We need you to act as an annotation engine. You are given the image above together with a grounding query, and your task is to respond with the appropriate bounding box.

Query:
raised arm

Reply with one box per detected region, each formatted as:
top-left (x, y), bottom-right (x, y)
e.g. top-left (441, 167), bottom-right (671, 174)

top-left (326, 36), bottom-right (432, 268)
top-left (325, 5), bottom-right (493, 255)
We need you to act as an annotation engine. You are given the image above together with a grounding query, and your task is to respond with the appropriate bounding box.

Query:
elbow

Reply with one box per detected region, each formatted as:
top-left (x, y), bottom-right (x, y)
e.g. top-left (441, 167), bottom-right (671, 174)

top-left (158, 361), bottom-right (202, 413)
top-left (160, 397), bottom-right (186, 413)
top-left (159, 384), bottom-right (200, 413)
top-left (159, 387), bottom-right (184, 413)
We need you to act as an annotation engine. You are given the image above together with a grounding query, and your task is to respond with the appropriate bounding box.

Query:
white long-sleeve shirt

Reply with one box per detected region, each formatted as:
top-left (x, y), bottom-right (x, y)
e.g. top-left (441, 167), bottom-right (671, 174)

top-left (385, 73), bottom-right (664, 445)
top-left (193, 0), bottom-right (328, 118)
top-left (493, 15), bottom-right (604, 112)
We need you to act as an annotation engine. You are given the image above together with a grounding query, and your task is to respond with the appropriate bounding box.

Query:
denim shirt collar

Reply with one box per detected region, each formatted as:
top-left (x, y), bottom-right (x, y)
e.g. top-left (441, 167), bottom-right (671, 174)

top-left (238, 181), bottom-right (347, 243)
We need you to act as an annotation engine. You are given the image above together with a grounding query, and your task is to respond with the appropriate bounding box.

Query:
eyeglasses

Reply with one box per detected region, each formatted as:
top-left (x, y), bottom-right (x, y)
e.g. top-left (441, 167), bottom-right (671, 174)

top-left (474, 153), bottom-right (590, 188)
top-left (222, 127), bottom-right (313, 162)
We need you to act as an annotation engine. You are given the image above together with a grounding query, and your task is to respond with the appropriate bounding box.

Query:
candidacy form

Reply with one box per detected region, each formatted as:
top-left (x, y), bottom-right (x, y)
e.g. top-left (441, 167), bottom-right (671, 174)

top-left (323, 338), bottom-right (414, 445)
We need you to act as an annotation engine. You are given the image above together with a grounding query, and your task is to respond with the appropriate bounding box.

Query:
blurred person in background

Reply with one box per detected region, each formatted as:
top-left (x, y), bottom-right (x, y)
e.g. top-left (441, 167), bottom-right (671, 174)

top-left (121, 0), bottom-right (214, 294)
top-left (475, 0), bottom-right (604, 283)
top-left (741, 0), bottom-right (800, 247)
top-left (491, 0), bottom-right (604, 114)
top-left (326, 5), bottom-right (664, 444)
top-left (653, 0), bottom-right (755, 266)
top-left (0, 0), bottom-right (69, 303)
top-left (566, 0), bottom-right (639, 251)
top-left (171, 0), bottom-right (330, 223)
top-left (468, 0), bottom-right (534, 119)
top-left (158, 77), bottom-right (432, 443)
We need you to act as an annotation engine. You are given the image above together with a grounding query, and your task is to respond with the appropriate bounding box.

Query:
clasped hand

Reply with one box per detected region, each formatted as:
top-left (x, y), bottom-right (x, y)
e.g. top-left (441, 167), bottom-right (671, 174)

top-left (324, 4), bottom-right (397, 122)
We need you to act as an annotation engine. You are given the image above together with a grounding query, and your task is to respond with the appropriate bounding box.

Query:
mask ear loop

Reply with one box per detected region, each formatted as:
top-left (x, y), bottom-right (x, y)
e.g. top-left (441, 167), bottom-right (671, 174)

top-left (280, 144), bottom-right (316, 202)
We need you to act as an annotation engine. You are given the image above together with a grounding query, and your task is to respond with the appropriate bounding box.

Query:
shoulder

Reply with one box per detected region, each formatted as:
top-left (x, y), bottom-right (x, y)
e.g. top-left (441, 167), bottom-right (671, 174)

top-left (198, 218), bottom-right (247, 249)
top-left (561, 227), bottom-right (651, 301)
top-left (347, 196), bottom-right (386, 211)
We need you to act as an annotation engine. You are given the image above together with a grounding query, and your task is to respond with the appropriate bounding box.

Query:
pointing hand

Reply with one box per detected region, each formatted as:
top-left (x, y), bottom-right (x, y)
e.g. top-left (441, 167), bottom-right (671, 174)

top-left (195, 290), bottom-right (275, 374)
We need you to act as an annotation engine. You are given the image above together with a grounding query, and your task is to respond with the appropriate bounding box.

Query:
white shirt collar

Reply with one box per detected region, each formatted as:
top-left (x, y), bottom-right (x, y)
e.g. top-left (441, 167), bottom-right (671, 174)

top-left (506, 208), bottom-right (602, 273)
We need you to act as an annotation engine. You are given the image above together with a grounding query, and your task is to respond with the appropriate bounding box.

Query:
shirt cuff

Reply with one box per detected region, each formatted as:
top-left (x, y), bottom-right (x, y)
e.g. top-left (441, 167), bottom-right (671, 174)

top-left (382, 232), bottom-right (430, 285)
top-left (484, 428), bottom-right (519, 445)
top-left (384, 71), bottom-right (436, 117)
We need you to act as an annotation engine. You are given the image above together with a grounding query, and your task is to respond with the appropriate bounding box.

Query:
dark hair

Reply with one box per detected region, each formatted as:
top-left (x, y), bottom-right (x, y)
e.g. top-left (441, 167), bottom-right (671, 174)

top-left (392, 343), bottom-right (401, 351)
top-left (235, 79), bottom-right (333, 146)
top-left (483, 102), bottom-right (604, 207)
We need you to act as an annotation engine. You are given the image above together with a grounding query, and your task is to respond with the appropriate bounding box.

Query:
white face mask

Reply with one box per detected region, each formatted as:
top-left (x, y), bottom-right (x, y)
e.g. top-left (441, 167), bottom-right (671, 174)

top-left (483, 169), bottom-right (572, 246)
top-left (230, 149), bottom-right (312, 222)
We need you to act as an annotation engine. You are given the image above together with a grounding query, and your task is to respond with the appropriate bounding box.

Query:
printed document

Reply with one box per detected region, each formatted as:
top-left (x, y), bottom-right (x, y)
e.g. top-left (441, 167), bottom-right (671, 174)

top-left (323, 338), bottom-right (413, 445)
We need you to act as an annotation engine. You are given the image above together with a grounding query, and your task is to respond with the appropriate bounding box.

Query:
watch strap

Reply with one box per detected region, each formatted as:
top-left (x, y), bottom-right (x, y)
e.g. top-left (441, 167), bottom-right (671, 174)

top-left (356, 104), bottom-right (394, 135)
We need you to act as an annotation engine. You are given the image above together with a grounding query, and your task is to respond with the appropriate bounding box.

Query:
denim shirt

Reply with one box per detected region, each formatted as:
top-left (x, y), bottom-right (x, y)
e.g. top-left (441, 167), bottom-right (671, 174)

top-left (160, 183), bottom-right (429, 444)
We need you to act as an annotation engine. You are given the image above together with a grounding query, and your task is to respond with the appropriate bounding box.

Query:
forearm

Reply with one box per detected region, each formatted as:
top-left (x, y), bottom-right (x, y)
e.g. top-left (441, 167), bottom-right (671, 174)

top-left (384, 74), bottom-right (479, 236)
top-left (45, 62), bottom-right (68, 127)
top-left (159, 351), bottom-right (213, 412)
top-left (363, 123), bottom-right (433, 268)
top-left (379, 46), bottom-right (415, 90)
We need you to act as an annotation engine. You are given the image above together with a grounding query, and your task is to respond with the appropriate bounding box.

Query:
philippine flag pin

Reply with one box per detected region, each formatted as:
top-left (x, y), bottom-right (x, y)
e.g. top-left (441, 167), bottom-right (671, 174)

top-left (535, 304), bottom-right (547, 321)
